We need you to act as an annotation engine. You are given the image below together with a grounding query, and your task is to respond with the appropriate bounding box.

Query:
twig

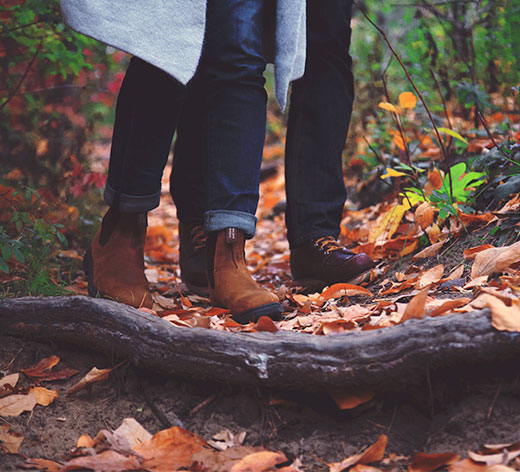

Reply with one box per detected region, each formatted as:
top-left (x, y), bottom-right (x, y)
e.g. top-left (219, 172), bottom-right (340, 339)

top-left (138, 378), bottom-right (184, 429)
top-left (387, 406), bottom-right (398, 433)
top-left (190, 394), bottom-right (217, 416)
top-left (477, 112), bottom-right (511, 161)
top-left (2, 347), bottom-right (23, 371)
top-left (487, 380), bottom-right (502, 419)
top-left (429, 67), bottom-right (453, 152)
top-left (0, 39), bottom-right (43, 111)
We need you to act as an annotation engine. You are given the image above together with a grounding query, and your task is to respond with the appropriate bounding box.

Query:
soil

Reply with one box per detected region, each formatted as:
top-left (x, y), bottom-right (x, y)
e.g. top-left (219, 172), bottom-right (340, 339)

top-left (1, 328), bottom-right (520, 471)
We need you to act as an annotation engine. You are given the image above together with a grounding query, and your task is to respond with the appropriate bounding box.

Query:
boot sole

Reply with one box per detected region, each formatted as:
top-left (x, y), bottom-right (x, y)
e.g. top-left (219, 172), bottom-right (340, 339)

top-left (232, 302), bottom-right (284, 325)
top-left (294, 269), bottom-right (374, 294)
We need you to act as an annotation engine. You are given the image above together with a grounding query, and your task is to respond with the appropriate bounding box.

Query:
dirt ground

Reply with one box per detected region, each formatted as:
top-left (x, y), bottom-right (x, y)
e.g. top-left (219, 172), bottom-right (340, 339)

top-left (1, 330), bottom-right (520, 471)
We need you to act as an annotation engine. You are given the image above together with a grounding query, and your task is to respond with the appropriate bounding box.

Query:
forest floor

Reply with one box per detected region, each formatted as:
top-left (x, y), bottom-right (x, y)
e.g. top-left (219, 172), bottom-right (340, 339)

top-left (2, 105), bottom-right (520, 471)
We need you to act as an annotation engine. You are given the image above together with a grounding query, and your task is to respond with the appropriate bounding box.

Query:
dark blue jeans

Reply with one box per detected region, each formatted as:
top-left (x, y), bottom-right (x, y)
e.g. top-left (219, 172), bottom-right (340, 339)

top-left (105, 0), bottom-right (267, 238)
top-left (171, 0), bottom-right (355, 248)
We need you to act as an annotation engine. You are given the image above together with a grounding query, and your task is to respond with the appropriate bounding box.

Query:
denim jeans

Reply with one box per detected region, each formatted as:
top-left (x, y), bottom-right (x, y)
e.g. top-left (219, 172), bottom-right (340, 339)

top-left (105, 0), bottom-right (267, 239)
top-left (171, 0), bottom-right (355, 247)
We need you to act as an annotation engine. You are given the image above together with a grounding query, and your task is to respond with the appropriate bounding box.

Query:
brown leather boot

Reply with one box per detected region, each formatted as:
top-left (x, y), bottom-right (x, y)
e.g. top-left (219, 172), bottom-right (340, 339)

top-left (83, 208), bottom-right (153, 308)
top-left (208, 228), bottom-right (283, 324)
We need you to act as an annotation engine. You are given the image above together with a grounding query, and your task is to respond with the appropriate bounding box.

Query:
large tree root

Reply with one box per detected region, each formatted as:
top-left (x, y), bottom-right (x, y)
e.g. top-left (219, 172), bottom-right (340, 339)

top-left (1, 296), bottom-right (519, 390)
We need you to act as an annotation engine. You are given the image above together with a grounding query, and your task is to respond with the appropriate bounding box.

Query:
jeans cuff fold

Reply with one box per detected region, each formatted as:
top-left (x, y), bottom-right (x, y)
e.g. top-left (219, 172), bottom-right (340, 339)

top-left (104, 183), bottom-right (161, 213)
top-left (204, 210), bottom-right (257, 239)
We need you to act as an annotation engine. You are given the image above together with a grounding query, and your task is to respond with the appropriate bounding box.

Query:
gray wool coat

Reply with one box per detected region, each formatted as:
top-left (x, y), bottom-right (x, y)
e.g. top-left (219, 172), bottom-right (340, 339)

top-left (60, 0), bottom-right (306, 109)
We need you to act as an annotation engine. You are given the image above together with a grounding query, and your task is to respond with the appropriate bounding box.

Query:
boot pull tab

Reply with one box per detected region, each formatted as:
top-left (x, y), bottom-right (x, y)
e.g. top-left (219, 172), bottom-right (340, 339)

top-left (225, 228), bottom-right (238, 244)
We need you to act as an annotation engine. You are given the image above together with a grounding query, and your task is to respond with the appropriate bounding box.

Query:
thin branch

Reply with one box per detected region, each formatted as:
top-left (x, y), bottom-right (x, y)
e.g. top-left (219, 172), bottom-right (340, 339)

top-left (0, 39), bottom-right (43, 112)
top-left (477, 112), bottom-right (512, 162)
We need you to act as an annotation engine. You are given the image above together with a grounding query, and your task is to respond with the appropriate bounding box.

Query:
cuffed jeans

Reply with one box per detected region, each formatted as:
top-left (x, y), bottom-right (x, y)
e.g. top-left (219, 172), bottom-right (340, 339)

top-left (105, 0), bottom-right (267, 239)
top-left (171, 0), bottom-right (355, 247)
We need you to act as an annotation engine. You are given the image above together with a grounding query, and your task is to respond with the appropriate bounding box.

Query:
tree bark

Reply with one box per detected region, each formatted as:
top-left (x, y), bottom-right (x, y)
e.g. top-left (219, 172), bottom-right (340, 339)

top-left (1, 296), bottom-right (519, 390)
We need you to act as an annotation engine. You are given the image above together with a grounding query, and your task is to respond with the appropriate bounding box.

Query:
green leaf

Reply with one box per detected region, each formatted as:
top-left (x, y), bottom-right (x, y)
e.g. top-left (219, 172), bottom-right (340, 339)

top-left (437, 127), bottom-right (468, 144)
top-left (2, 244), bottom-right (12, 262)
top-left (0, 256), bottom-right (9, 274)
top-left (13, 247), bottom-right (25, 264)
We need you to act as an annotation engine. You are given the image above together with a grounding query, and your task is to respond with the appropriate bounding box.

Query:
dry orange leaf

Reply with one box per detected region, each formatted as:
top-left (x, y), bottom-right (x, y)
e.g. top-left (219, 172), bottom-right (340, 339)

top-left (255, 316), bottom-right (279, 333)
top-left (0, 424), bottom-right (24, 454)
top-left (428, 298), bottom-right (471, 317)
top-left (486, 296), bottom-right (520, 332)
top-left (328, 435), bottom-right (388, 472)
top-left (413, 241), bottom-right (445, 260)
top-left (76, 434), bottom-right (96, 448)
top-left (67, 366), bottom-right (114, 396)
top-left (320, 283), bottom-right (372, 301)
top-left (415, 202), bottom-right (434, 230)
top-left (410, 452), bottom-right (460, 472)
top-left (0, 392), bottom-right (37, 416)
top-left (463, 244), bottom-right (495, 260)
top-left (30, 387), bottom-right (58, 406)
top-left (114, 418), bottom-right (152, 448)
top-left (329, 388), bottom-right (374, 410)
top-left (448, 458), bottom-right (486, 472)
top-left (427, 223), bottom-right (441, 244)
top-left (350, 465), bottom-right (382, 472)
top-left (21, 355), bottom-right (78, 382)
top-left (399, 91), bottom-right (417, 109)
top-left (0, 373), bottom-right (19, 398)
top-left (59, 450), bottom-right (142, 472)
top-left (428, 169), bottom-right (443, 190)
top-left (458, 212), bottom-right (495, 226)
top-left (471, 241), bottom-right (520, 278)
top-left (416, 264), bottom-right (444, 289)
top-left (133, 426), bottom-right (208, 472)
top-left (401, 286), bottom-right (430, 323)
top-left (444, 265), bottom-right (464, 281)
top-left (23, 458), bottom-right (63, 472)
top-left (230, 451), bottom-right (287, 472)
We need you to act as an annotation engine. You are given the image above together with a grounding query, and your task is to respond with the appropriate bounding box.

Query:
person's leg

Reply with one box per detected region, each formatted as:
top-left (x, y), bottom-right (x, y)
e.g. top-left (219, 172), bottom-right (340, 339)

top-left (285, 0), bottom-right (373, 290)
top-left (84, 57), bottom-right (186, 308)
top-left (194, 0), bottom-right (282, 322)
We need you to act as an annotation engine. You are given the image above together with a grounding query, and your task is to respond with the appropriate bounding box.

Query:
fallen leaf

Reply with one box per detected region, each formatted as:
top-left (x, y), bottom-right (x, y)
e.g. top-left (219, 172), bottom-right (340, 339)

top-left (193, 445), bottom-right (264, 472)
top-left (114, 418), bottom-right (152, 449)
top-left (0, 392), bottom-right (37, 416)
top-left (428, 169), bottom-right (443, 190)
top-left (67, 366), bottom-right (115, 396)
top-left (351, 465), bottom-right (382, 472)
top-left (487, 296), bottom-right (520, 332)
top-left (329, 388), bottom-right (374, 410)
top-left (320, 283), bottom-right (372, 301)
top-left (428, 298), bottom-right (471, 317)
top-left (0, 424), bottom-right (23, 453)
top-left (329, 435), bottom-right (388, 472)
top-left (467, 449), bottom-right (520, 466)
top-left (413, 241), bottom-right (445, 260)
top-left (77, 434), bottom-right (96, 448)
top-left (23, 458), bottom-right (63, 472)
top-left (21, 355), bottom-right (78, 381)
top-left (416, 264), bottom-right (444, 289)
top-left (415, 202), bottom-right (434, 230)
top-left (133, 426), bottom-right (208, 472)
top-left (59, 450), bottom-right (142, 472)
top-left (448, 458), bottom-right (486, 472)
top-left (464, 276), bottom-right (488, 289)
top-left (255, 316), bottom-right (279, 333)
top-left (230, 450), bottom-right (287, 472)
top-left (400, 287), bottom-right (430, 323)
top-left (378, 102), bottom-right (399, 114)
top-left (0, 373), bottom-right (19, 398)
top-left (30, 386), bottom-right (58, 406)
top-left (410, 452), bottom-right (460, 472)
top-left (445, 265), bottom-right (464, 281)
top-left (208, 430), bottom-right (247, 451)
top-left (471, 241), bottom-right (520, 278)
top-left (463, 244), bottom-right (495, 260)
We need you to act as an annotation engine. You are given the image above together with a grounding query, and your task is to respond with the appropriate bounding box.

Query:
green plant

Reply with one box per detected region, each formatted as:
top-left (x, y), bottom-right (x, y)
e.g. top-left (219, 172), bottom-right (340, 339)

top-left (403, 162), bottom-right (487, 219)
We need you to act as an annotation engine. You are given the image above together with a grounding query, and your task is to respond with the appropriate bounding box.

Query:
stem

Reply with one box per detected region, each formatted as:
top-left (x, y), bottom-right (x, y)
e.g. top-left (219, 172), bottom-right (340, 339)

top-left (0, 39), bottom-right (43, 111)
top-left (477, 112), bottom-right (512, 162)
